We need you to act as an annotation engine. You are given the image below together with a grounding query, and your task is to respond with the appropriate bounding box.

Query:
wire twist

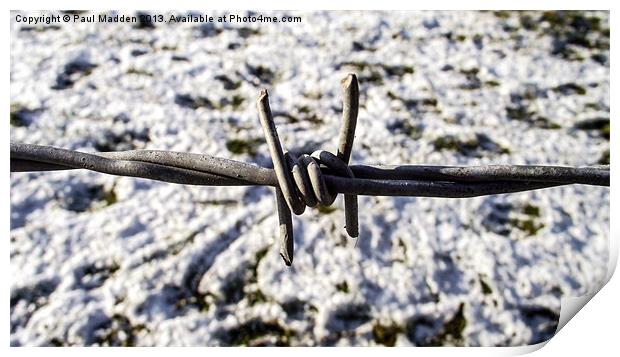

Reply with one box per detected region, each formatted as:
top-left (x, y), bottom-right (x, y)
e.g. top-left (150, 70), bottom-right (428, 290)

top-left (256, 74), bottom-right (360, 265)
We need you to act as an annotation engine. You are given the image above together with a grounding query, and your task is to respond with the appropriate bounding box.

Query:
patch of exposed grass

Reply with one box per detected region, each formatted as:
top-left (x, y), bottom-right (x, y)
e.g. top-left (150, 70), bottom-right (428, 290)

top-left (335, 281), bottom-right (350, 293)
top-left (51, 59), bottom-right (97, 90)
top-left (492, 11), bottom-right (511, 19)
top-left (459, 68), bottom-right (482, 90)
top-left (372, 322), bottom-right (403, 346)
top-left (274, 105), bottom-right (323, 125)
top-left (444, 32), bottom-right (467, 42)
top-left (393, 237), bottom-right (408, 263)
top-left (218, 319), bottom-right (294, 346)
top-left (522, 204), bottom-right (541, 217)
top-left (541, 11), bottom-right (608, 47)
top-left (126, 67), bottom-right (154, 76)
top-left (483, 202), bottom-right (545, 238)
top-left (473, 34), bottom-right (484, 48)
top-left (248, 247), bottom-right (268, 284)
top-left (175, 92), bottom-right (244, 111)
top-left (237, 27), bottom-right (261, 38)
top-left (175, 94), bottom-right (214, 110)
top-left (506, 103), bottom-right (562, 129)
top-left (479, 277), bottom-right (493, 295)
top-left (94, 128), bottom-right (150, 152)
top-left (574, 117), bottom-right (610, 140)
top-left (245, 63), bottom-right (276, 85)
top-left (429, 303), bottom-right (467, 346)
top-left (89, 314), bottom-right (146, 346)
top-left (519, 14), bottom-right (539, 31)
top-left (539, 11), bottom-right (609, 61)
top-left (512, 204), bottom-right (544, 236)
top-left (387, 91), bottom-right (438, 114)
top-left (219, 247), bottom-right (269, 307)
top-left (219, 95), bottom-right (245, 110)
top-left (553, 83), bottom-right (587, 96)
top-left (226, 138), bottom-right (264, 156)
top-left (338, 61), bottom-right (369, 71)
top-left (214, 74), bottom-right (242, 90)
top-left (57, 183), bottom-right (119, 212)
top-left (338, 61), bottom-right (414, 85)
top-left (433, 136), bottom-right (466, 151)
top-left (432, 133), bottom-right (510, 157)
top-left (383, 64), bottom-right (415, 76)
top-left (509, 218), bottom-right (545, 236)
top-left (584, 102), bottom-right (604, 110)
top-left (10, 103), bottom-right (39, 127)
top-left (246, 289), bottom-right (267, 306)
top-left (386, 119), bottom-right (424, 139)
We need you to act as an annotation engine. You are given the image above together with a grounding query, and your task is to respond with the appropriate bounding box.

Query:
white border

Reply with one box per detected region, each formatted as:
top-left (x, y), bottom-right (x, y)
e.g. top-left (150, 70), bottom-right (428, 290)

top-left (4, 1), bottom-right (616, 355)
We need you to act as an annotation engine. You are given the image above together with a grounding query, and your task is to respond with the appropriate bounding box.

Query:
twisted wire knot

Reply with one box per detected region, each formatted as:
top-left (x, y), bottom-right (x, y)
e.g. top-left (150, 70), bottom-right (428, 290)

top-left (285, 150), bottom-right (355, 210)
top-left (256, 74), bottom-right (360, 266)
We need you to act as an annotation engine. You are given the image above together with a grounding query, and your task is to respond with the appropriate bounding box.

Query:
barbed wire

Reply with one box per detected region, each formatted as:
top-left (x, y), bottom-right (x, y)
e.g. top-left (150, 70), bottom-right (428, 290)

top-left (10, 74), bottom-right (610, 266)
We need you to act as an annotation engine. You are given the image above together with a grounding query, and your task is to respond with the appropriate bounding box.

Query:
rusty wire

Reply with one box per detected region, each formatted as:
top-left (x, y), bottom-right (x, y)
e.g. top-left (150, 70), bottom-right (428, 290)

top-left (10, 74), bottom-right (611, 266)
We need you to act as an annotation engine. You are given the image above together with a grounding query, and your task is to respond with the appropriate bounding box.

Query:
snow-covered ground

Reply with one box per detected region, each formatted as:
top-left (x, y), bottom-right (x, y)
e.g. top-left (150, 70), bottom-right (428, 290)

top-left (10, 10), bottom-right (610, 346)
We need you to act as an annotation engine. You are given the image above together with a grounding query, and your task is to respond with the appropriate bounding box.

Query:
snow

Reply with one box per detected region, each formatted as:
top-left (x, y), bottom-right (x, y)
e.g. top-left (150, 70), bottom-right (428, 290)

top-left (10, 10), bottom-right (610, 346)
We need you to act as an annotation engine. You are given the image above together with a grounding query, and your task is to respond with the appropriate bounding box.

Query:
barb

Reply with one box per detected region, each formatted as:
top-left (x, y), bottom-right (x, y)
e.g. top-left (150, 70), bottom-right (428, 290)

top-left (337, 74), bottom-right (359, 238)
top-left (10, 74), bottom-right (610, 266)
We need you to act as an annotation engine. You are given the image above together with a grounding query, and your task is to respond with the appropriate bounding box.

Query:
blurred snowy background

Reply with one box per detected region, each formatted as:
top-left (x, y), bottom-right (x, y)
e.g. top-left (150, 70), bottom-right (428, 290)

top-left (10, 10), bottom-right (610, 346)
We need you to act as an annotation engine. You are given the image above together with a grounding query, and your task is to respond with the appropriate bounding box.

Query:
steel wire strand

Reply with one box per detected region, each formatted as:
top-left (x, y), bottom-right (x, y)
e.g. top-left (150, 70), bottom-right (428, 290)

top-left (10, 142), bottom-right (253, 186)
top-left (10, 143), bottom-right (610, 191)
top-left (347, 164), bottom-right (610, 186)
